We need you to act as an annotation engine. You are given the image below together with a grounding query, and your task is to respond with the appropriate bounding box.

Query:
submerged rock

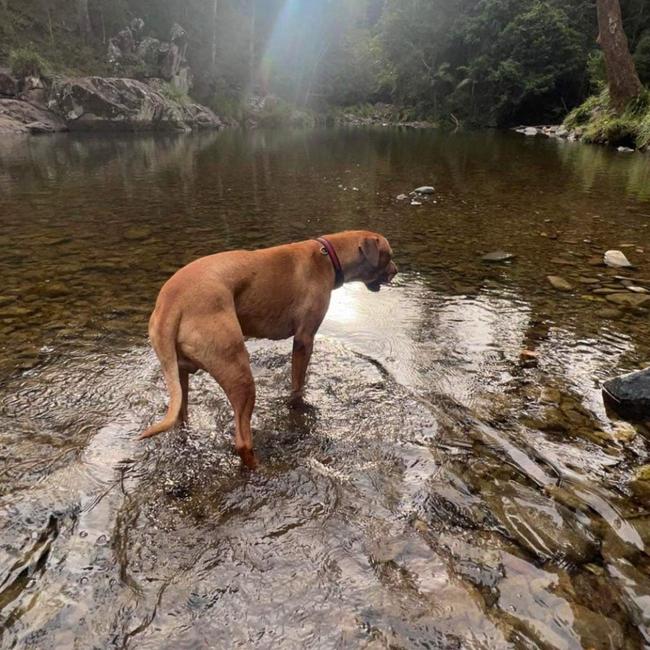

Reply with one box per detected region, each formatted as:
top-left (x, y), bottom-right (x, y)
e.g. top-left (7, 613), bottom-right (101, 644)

top-left (630, 465), bottom-right (650, 501)
top-left (124, 225), bottom-right (152, 241)
top-left (413, 186), bottom-right (435, 195)
top-left (547, 275), bottom-right (572, 291)
top-left (485, 481), bottom-right (598, 564)
top-left (604, 250), bottom-right (633, 268)
top-left (481, 251), bottom-right (515, 262)
top-left (603, 367), bottom-right (650, 420)
top-left (605, 293), bottom-right (650, 308)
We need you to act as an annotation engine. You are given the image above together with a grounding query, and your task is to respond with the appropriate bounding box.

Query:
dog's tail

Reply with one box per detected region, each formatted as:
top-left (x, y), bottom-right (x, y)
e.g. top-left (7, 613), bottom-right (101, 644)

top-left (139, 308), bottom-right (183, 440)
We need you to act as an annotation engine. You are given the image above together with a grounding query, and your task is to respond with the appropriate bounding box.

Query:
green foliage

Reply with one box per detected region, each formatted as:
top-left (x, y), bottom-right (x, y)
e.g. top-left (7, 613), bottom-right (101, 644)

top-left (586, 50), bottom-right (606, 90)
top-left (9, 46), bottom-right (50, 78)
top-left (158, 81), bottom-right (191, 105)
top-left (245, 96), bottom-right (315, 128)
top-left (638, 111), bottom-right (650, 148)
top-left (376, 0), bottom-right (592, 126)
top-left (563, 92), bottom-right (606, 129)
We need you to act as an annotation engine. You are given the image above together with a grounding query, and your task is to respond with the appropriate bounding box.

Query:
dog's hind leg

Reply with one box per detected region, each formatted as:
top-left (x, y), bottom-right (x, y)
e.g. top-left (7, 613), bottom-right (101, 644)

top-left (179, 367), bottom-right (189, 425)
top-left (194, 318), bottom-right (257, 469)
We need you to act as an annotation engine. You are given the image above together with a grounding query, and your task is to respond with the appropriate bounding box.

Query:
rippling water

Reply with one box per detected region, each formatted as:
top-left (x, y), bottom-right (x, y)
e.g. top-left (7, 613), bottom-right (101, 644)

top-left (1, 128), bottom-right (650, 648)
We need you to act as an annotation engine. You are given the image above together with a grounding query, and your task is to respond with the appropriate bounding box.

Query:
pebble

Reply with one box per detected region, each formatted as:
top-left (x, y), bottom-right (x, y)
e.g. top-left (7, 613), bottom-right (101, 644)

top-left (547, 275), bottom-right (572, 291)
top-left (604, 250), bottom-right (634, 268)
top-left (596, 308), bottom-right (623, 320)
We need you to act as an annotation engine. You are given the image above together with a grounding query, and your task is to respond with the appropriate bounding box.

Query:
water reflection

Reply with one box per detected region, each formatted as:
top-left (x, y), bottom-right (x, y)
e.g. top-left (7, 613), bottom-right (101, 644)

top-left (1, 128), bottom-right (650, 648)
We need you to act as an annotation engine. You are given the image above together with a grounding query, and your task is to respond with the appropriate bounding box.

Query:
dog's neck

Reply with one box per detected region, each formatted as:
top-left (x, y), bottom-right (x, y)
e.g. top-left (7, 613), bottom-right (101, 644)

top-left (316, 237), bottom-right (345, 288)
top-left (320, 232), bottom-right (365, 283)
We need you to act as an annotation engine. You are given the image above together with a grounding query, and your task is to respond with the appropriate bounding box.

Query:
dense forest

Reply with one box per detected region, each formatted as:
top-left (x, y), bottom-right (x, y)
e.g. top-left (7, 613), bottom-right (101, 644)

top-left (1, 0), bottom-right (650, 127)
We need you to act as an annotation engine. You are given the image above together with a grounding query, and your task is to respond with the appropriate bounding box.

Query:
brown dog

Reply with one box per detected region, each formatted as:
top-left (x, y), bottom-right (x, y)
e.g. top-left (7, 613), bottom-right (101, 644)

top-left (139, 231), bottom-right (398, 468)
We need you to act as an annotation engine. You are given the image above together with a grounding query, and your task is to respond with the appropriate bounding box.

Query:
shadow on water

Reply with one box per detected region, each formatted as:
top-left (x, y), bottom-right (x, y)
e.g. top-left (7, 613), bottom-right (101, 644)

top-left (1, 128), bottom-right (650, 648)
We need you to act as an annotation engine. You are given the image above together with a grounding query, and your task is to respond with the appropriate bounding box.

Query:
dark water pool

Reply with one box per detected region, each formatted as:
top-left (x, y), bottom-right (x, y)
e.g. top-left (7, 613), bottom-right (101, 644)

top-left (1, 128), bottom-right (650, 648)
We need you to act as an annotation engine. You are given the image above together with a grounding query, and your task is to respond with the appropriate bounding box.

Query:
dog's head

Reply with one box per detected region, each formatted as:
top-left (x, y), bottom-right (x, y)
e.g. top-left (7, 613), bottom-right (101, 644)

top-left (357, 232), bottom-right (398, 292)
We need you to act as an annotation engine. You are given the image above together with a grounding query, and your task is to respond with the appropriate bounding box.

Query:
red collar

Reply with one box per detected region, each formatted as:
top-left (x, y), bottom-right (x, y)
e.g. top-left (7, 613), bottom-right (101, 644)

top-left (316, 237), bottom-right (344, 289)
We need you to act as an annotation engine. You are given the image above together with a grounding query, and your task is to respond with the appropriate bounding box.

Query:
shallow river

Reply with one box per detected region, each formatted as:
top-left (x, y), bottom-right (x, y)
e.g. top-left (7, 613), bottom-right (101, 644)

top-left (1, 128), bottom-right (650, 649)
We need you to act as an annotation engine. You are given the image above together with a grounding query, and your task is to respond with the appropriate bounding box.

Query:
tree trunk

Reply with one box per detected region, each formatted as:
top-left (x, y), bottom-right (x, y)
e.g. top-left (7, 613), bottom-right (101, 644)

top-left (211, 0), bottom-right (219, 67)
top-left (596, 0), bottom-right (642, 112)
top-left (77, 0), bottom-right (93, 41)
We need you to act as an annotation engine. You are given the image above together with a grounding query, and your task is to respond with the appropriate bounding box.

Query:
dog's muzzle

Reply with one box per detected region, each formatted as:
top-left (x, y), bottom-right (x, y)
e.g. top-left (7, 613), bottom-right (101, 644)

top-left (366, 262), bottom-right (398, 292)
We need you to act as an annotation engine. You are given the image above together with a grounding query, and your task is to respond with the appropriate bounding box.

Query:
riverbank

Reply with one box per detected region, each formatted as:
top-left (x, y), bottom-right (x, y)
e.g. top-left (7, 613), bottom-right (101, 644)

top-left (513, 89), bottom-right (650, 153)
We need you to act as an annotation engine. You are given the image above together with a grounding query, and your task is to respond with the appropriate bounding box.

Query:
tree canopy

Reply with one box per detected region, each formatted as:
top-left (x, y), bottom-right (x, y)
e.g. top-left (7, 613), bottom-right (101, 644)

top-left (1, 0), bottom-right (649, 126)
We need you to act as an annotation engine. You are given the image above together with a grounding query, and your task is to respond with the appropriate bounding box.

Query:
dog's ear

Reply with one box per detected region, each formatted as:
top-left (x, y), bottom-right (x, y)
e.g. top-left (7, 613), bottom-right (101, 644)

top-left (360, 236), bottom-right (381, 267)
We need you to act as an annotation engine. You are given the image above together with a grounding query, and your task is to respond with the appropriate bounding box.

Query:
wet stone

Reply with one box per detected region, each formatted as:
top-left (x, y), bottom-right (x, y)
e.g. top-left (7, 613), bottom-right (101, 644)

top-left (603, 367), bottom-right (650, 421)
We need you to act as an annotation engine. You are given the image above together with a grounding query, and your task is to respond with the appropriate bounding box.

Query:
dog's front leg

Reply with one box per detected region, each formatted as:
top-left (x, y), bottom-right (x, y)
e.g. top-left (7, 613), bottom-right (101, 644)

top-left (291, 334), bottom-right (314, 402)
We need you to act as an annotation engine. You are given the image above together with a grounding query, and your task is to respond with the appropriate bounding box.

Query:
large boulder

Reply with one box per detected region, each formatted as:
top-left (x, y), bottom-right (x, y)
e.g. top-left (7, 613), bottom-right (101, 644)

top-left (0, 98), bottom-right (67, 134)
top-left (49, 77), bottom-right (221, 132)
top-left (603, 367), bottom-right (650, 421)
